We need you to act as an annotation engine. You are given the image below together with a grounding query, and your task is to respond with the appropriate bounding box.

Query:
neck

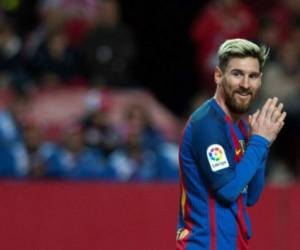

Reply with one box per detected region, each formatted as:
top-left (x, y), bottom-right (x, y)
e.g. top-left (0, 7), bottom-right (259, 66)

top-left (214, 92), bottom-right (241, 123)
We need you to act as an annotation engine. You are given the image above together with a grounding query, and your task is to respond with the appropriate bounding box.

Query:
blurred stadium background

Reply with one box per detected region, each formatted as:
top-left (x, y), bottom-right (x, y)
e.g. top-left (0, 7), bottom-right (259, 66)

top-left (0, 0), bottom-right (299, 249)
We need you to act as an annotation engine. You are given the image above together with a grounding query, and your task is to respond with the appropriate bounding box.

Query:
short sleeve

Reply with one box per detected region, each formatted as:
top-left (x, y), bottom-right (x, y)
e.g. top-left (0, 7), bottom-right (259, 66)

top-left (191, 118), bottom-right (236, 190)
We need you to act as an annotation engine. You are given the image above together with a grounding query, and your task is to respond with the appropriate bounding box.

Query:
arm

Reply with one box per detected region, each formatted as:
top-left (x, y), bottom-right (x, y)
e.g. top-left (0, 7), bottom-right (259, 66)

top-left (217, 98), bottom-right (286, 203)
top-left (216, 135), bottom-right (269, 203)
top-left (246, 98), bottom-right (286, 206)
top-left (246, 152), bottom-right (268, 206)
top-left (193, 98), bottom-right (285, 204)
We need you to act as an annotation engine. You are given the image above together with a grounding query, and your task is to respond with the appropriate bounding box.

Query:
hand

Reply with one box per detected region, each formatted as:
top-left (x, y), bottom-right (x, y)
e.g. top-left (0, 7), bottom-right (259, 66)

top-left (248, 97), bottom-right (286, 144)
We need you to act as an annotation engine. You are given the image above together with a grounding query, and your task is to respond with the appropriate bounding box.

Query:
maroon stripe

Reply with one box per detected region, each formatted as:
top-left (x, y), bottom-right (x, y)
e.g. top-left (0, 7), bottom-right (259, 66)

top-left (208, 191), bottom-right (216, 250)
top-left (224, 115), bottom-right (249, 249)
top-left (176, 118), bottom-right (193, 250)
top-left (236, 196), bottom-right (249, 250)
top-left (238, 120), bottom-right (249, 144)
top-left (225, 115), bottom-right (241, 162)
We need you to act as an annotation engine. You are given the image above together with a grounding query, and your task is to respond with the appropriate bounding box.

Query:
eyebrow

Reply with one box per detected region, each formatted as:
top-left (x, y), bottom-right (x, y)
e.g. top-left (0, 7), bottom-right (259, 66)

top-left (230, 68), bottom-right (260, 75)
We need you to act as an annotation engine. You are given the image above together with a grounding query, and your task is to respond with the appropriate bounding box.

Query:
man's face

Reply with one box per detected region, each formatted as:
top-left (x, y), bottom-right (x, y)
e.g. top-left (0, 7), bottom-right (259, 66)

top-left (218, 57), bottom-right (262, 114)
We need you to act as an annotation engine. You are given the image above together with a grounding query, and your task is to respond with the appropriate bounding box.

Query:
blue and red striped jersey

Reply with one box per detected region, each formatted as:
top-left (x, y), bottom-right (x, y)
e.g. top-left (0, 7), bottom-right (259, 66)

top-left (176, 98), bottom-right (269, 250)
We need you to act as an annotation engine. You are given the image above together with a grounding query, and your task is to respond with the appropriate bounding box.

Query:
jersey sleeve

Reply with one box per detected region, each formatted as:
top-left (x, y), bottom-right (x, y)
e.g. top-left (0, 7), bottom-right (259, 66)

top-left (190, 118), bottom-right (236, 190)
top-left (191, 115), bottom-right (270, 204)
top-left (246, 148), bottom-right (268, 206)
top-left (216, 135), bottom-right (269, 203)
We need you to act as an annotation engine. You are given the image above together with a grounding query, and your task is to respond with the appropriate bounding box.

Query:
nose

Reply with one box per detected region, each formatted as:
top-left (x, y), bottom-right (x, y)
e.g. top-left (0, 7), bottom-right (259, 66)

top-left (240, 76), bottom-right (250, 89)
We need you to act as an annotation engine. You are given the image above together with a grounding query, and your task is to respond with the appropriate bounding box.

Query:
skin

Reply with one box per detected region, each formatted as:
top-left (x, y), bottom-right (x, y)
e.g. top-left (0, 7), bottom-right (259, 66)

top-left (214, 56), bottom-right (286, 143)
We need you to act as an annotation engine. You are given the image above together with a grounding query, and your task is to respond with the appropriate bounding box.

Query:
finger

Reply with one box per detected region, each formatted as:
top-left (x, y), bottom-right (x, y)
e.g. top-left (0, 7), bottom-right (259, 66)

top-left (250, 109), bottom-right (260, 127)
top-left (276, 103), bottom-right (284, 113)
top-left (266, 97), bottom-right (278, 121)
top-left (258, 98), bottom-right (272, 121)
top-left (271, 102), bottom-right (284, 122)
top-left (271, 109), bottom-right (281, 123)
top-left (275, 121), bottom-right (285, 137)
top-left (278, 121), bottom-right (285, 131)
top-left (276, 111), bottom-right (287, 126)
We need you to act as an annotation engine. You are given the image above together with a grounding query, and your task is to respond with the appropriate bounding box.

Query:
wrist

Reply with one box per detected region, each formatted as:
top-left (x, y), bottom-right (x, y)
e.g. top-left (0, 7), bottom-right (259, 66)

top-left (249, 134), bottom-right (270, 148)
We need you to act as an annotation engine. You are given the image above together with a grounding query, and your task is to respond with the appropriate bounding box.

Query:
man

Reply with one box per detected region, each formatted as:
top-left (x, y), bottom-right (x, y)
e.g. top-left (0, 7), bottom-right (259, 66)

top-left (176, 38), bottom-right (286, 250)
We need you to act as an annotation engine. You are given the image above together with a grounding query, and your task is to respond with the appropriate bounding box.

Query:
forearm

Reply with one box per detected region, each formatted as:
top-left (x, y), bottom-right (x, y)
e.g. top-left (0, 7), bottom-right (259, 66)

top-left (215, 135), bottom-right (269, 203)
top-left (247, 157), bottom-right (267, 206)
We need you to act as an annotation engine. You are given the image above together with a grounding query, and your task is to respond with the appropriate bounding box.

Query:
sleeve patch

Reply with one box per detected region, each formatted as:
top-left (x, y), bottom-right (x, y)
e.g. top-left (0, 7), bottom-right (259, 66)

top-left (206, 144), bottom-right (229, 172)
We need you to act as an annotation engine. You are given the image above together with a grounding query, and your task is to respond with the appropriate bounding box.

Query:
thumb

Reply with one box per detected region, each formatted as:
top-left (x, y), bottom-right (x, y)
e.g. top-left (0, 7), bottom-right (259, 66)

top-left (248, 114), bottom-right (252, 124)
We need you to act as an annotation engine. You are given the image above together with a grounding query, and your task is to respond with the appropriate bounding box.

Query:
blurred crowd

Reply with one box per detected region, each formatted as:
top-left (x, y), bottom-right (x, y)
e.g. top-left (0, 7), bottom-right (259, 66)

top-left (0, 0), bottom-right (179, 182)
top-left (0, 86), bottom-right (180, 181)
top-left (0, 0), bottom-right (299, 183)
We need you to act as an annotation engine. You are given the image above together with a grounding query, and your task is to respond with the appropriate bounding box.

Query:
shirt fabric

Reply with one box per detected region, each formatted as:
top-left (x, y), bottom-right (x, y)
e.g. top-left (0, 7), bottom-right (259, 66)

top-left (176, 98), bottom-right (269, 250)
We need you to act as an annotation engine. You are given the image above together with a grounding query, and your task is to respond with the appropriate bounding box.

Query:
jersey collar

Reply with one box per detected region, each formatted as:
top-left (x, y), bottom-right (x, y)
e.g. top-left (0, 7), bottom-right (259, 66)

top-left (211, 98), bottom-right (227, 119)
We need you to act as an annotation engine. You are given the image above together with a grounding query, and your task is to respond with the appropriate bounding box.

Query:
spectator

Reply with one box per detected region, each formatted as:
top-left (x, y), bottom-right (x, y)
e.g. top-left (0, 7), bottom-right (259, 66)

top-left (82, 108), bottom-right (121, 158)
top-left (24, 0), bottom-right (66, 58)
top-left (45, 124), bottom-right (115, 179)
top-left (81, 0), bottom-right (136, 87)
top-left (108, 103), bottom-right (164, 181)
top-left (0, 90), bottom-right (31, 177)
top-left (63, 0), bottom-right (101, 47)
top-left (268, 0), bottom-right (300, 44)
top-left (156, 142), bottom-right (179, 181)
top-left (108, 129), bottom-right (161, 182)
top-left (25, 0), bottom-right (101, 55)
top-left (190, 0), bottom-right (258, 92)
top-left (28, 25), bottom-right (82, 87)
top-left (257, 17), bottom-right (282, 62)
top-left (119, 103), bottom-right (164, 151)
top-left (0, 17), bottom-right (31, 89)
top-left (22, 122), bottom-right (57, 178)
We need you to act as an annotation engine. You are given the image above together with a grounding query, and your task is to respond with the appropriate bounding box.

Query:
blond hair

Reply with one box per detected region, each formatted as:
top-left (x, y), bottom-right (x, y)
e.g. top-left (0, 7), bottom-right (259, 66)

top-left (218, 38), bottom-right (269, 72)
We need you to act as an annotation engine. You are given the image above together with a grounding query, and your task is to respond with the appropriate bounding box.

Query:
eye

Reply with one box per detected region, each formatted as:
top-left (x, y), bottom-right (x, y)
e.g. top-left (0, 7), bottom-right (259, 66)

top-left (231, 70), bottom-right (242, 77)
top-left (249, 73), bottom-right (259, 80)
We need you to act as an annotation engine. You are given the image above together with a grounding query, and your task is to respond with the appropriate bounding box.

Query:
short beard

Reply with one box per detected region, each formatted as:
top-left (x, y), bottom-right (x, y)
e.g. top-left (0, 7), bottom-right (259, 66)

top-left (222, 79), bottom-right (255, 115)
top-left (224, 93), bottom-right (251, 115)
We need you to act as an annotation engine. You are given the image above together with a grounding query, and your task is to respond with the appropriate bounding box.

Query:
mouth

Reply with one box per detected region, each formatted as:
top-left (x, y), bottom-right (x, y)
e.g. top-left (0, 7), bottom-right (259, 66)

top-left (235, 92), bottom-right (252, 103)
top-left (234, 91), bottom-right (251, 101)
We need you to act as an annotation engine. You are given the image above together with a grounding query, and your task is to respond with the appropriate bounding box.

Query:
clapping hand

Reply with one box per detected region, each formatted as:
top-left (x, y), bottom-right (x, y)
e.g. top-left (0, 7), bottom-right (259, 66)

top-left (249, 97), bottom-right (286, 144)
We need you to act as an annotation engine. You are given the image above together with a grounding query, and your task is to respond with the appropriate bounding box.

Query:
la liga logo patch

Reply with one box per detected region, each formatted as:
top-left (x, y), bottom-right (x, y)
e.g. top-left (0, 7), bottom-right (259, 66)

top-left (207, 144), bottom-right (229, 172)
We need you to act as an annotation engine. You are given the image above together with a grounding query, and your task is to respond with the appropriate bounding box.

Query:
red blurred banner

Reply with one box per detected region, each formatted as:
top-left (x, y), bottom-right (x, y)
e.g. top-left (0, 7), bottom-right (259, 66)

top-left (0, 181), bottom-right (298, 250)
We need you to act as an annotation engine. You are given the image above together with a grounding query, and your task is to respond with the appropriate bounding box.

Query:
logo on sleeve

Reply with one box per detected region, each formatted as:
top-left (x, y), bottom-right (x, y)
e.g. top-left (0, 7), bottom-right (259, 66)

top-left (207, 144), bottom-right (229, 172)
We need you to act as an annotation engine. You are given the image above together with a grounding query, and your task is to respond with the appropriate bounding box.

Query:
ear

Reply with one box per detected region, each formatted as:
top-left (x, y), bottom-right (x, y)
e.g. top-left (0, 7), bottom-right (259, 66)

top-left (214, 66), bottom-right (223, 85)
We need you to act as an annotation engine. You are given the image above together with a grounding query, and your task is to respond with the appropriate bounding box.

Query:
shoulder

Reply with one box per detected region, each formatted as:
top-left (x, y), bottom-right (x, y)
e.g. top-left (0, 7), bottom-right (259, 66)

top-left (190, 100), bottom-right (225, 137)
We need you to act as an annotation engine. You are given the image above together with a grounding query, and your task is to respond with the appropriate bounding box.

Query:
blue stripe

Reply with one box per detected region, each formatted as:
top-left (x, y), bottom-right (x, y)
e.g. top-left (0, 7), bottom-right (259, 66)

top-left (177, 122), bottom-right (212, 249)
top-left (215, 202), bottom-right (238, 250)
